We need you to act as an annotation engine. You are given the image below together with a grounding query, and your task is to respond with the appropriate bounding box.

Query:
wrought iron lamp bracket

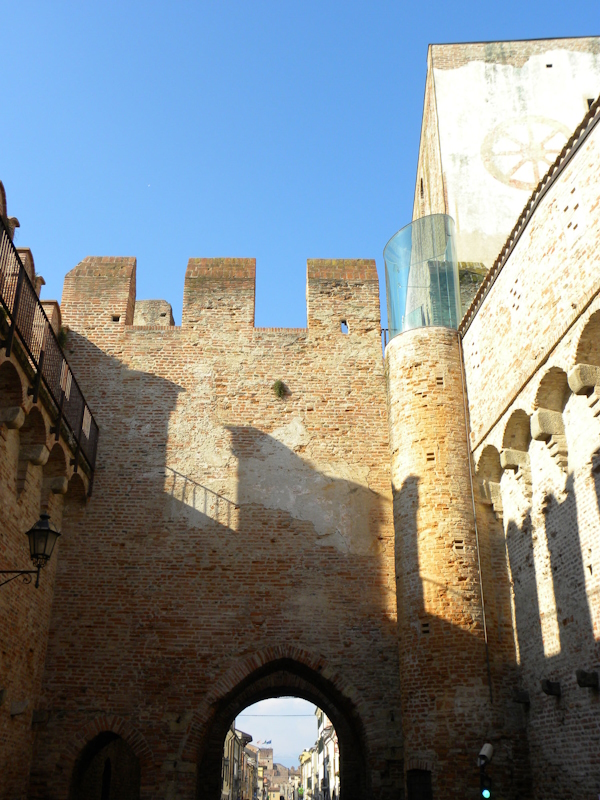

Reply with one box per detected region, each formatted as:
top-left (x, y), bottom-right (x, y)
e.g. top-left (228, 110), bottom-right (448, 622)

top-left (0, 566), bottom-right (42, 588)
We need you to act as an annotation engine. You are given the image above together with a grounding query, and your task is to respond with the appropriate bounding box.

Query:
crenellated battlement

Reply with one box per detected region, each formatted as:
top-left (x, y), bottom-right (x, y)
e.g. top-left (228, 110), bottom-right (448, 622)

top-left (62, 256), bottom-right (137, 327)
top-left (61, 255), bottom-right (382, 336)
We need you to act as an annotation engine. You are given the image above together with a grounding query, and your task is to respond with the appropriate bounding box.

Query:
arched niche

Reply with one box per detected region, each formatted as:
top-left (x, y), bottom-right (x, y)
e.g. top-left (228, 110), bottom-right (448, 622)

top-left (569, 310), bottom-right (600, 398)
top-left (17, 406), bottom-right (48, 493)
top-left (532, 367), bottom-right (570, 470)
top-left (61, 472), bottom-right (87, 532)
top-left (195, 658), bottom-right (368, 800)
top-left (476, 445), bottom-right (503, 518)
top-left (502, 410), bottom-right (531, 452)
top-left (534, 367), bottom-right (570, 413)
top-left (501, 410), bottom-right (532, 493)
top-left (42, 443), bottom-right (69, 511)
top-left (0, 360), bottom-right (25, 429)
top-left (575, 310), bottom-right (600, 368)
top-left (68, 731), bottom-right (141, 800)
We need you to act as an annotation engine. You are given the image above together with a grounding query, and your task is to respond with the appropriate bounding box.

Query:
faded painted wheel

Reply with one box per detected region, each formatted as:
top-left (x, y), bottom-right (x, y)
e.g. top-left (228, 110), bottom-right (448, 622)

top-left (481, 116), bottom-right (571, 191)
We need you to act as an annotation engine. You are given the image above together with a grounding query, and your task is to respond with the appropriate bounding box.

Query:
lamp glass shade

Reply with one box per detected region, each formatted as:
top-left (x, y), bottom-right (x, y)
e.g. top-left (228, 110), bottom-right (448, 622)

top-left (26, 514), bottom-right (61, 566)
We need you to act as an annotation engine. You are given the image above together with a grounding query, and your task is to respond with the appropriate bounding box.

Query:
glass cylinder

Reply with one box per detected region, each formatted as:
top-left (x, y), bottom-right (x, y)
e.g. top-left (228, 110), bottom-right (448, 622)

top-left (384, 214), bottom-right (461, 341)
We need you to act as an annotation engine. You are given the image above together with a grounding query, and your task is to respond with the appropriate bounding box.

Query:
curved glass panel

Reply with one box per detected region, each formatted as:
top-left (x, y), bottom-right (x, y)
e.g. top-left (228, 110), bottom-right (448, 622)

top-left (384, 214), bottom-right (460, 340)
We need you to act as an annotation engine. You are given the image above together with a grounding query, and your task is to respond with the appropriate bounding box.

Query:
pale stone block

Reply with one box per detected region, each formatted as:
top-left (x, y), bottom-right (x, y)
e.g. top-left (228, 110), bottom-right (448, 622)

top-left (531, 409), bottom-right (565, 441)
top-left (567, 363), bottom-right (600, 395)
top-left (0, 406), bottom-right (25, 429)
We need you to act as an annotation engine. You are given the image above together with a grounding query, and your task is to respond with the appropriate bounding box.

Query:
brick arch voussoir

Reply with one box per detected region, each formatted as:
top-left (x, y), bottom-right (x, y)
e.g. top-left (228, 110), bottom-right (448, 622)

top-left (182, 645), bottom-right (363, 763)
top-left (59, 715), bottom-right (154, 780)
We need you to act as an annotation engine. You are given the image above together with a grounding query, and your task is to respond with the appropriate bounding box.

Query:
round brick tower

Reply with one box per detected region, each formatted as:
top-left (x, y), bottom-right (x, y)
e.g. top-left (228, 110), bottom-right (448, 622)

top-left (384, 216), bottom-right (491, 797)
top-left (387, 327), bottom-right (491, 797)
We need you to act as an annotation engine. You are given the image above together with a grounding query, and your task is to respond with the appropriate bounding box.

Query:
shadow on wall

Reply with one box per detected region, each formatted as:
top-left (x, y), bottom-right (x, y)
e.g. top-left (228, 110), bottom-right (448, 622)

top-left (478, 396), bottom-right (600, 800)
top-left (31, 330), bottom-right (400, 800)
top-left (394, 476), bottom-right (531, 800)
top-left (504, 476), bottom-right (599, 797)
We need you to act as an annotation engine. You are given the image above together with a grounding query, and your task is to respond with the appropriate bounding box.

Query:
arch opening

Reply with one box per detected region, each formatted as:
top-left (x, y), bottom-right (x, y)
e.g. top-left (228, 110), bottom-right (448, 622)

top-left (575, 309), bottom-right (600, 367)
top-left (225, 697), bottom-right (339, 800)
top-left (502, 410), bottom-right (531, 452)
top-left (0, 360), bottom-right (23, 410)
top-left (196, 659), bottom-right (368, 800)
top-left (68, 731), bottom-right (140, 800)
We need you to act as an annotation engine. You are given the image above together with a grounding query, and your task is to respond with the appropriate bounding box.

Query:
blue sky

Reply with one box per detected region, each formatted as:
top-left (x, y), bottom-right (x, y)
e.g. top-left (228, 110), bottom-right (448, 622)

top-left (236, 697), bottom-right (318, 768)
top-left (2, 1), bottom-right (598, 327)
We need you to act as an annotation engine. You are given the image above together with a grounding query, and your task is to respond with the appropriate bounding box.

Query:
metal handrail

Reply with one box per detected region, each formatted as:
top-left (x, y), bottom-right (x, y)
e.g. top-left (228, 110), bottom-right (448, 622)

top-left (0, 216), bottom-right (98, 494)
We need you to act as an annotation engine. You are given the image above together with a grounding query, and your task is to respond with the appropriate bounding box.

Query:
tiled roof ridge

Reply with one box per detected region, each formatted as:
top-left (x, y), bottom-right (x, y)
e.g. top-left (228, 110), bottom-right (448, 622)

top-left (459, 94), bottom-right (600, 336)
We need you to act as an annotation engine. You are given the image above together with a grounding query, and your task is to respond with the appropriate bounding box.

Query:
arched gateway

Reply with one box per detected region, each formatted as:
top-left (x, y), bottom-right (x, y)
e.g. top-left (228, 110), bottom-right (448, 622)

top-left (195, 658), bottom-right (368, 800)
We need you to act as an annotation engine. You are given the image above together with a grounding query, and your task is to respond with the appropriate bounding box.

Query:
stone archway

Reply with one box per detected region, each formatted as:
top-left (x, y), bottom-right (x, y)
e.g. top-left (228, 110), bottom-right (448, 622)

top-left (195, 658), bottom-right (369, 800)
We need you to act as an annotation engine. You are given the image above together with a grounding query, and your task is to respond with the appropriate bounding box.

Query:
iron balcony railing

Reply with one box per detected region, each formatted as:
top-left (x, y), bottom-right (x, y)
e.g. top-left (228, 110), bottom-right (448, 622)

top-left (0, 216), bottom-right (98, 493)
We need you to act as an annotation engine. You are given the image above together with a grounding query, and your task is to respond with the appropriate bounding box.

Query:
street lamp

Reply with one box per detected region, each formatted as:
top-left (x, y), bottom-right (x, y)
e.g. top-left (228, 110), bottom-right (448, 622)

top-left (0, 514), bottom-right (61, 588)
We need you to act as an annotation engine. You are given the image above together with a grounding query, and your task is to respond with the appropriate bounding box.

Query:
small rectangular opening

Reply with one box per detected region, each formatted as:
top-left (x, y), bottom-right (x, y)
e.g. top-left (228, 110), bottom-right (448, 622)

top-left (421, 621), bottom-right (430, 635)
top-left (454, 539), bottom-right (464, 551)
top-left (546, 63), bottom-right (552, 68)
top-left (407, 768), bottom-right (433, 800)
top-left (341, 320), bottom-right (348, 334)
top-left (588, 98), bottom-right (595, 110)
top-left (420, 178), bottom-right (424, 199)
top-left (436, 376), bottom-right (444, 387)
top-left (112, 315), bottom-right (121, 322)
top-left (426, 451), bottom-right (435, 462)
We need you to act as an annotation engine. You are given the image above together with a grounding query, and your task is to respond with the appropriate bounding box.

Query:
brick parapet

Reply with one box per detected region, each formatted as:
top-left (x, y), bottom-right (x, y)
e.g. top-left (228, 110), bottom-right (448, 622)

top-left (61, 256), bottom-right (137, 329)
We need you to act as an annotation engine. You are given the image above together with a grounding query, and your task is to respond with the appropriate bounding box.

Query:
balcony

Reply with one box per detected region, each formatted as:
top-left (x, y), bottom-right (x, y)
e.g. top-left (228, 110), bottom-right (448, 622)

top-left (0, 217), bottom-right (98, 492)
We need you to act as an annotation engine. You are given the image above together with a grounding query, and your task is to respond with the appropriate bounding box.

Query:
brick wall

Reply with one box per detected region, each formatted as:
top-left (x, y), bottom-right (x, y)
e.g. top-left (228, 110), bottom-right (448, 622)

top-left (0, 349), bottom-right (88, 800)
top-left (29, 257), bottom-right (404, 799)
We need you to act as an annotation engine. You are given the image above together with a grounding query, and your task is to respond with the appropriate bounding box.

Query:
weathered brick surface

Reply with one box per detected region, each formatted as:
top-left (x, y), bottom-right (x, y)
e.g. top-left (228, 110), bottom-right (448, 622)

top-left (431, 37), bottom-right (600, 70)
top-left (464, 112), bottom-right (600, 797)
top-left (386, 327), bottom-right (529, 798)
top-left (27, 258), bottom-right (403, 799)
